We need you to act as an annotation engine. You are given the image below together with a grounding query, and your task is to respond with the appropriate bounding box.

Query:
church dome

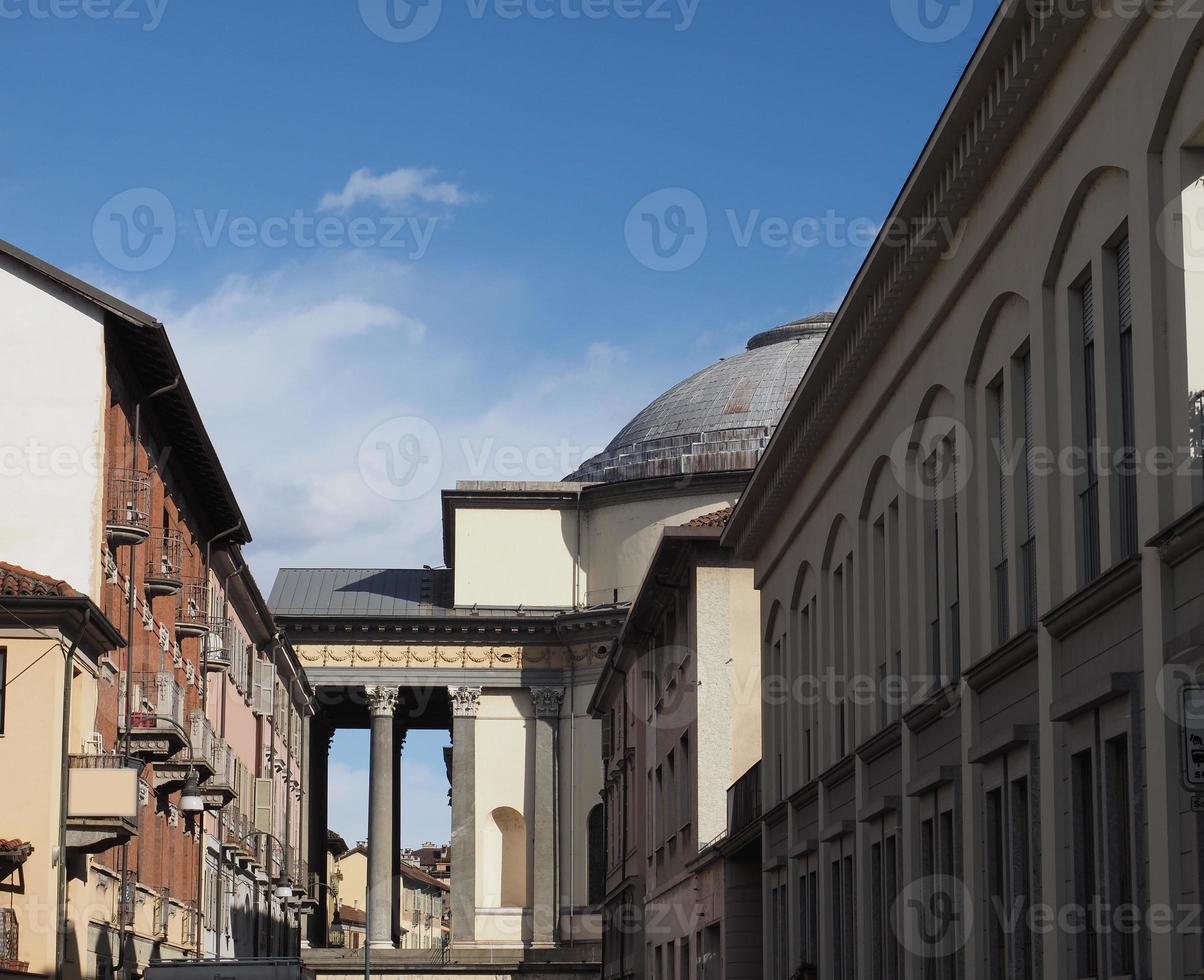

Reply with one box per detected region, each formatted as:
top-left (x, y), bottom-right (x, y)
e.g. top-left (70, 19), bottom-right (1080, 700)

top-left (567, 313), bottom-right (833, 484)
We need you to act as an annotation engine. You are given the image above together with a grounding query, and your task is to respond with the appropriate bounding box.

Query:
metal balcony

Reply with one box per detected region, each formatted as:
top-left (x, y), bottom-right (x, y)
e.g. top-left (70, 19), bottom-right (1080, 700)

top-left (204, 617), bottom-right (234, 672)
top-left (153, 710), bottom-right (217, 794)
top-left (726, 761), bottom-right (762, 838)
top-left (0, 908), bottom-right (24, 974)
top-left (144, 527), bottom-right (184, 597)
top-left (199, 735), bottom-right (237, 809)
top-left (65, 755), bottom-right (142, 854)
top-left (105, 467), bottom-right (151, 546)
top-left (175, 580), bottom-right (212, 638)
top-left (121, 671), bottom-right (188, 761)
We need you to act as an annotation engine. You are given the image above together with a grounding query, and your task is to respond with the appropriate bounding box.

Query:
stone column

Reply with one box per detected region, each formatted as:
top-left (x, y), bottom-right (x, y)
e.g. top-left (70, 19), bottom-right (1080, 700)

top-left (392, 725), bottom-right (406, 947)
top-left (366, 686), bottom-right (399, 950)
top-left (448, 686), bottom-right (482, 946)
top-left (531, 687), bottom-right (564, 946)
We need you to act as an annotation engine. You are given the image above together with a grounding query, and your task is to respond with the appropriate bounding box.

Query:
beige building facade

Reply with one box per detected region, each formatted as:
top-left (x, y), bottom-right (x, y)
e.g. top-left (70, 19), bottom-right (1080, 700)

top-left (722, 2), bottom-right (1204, 978)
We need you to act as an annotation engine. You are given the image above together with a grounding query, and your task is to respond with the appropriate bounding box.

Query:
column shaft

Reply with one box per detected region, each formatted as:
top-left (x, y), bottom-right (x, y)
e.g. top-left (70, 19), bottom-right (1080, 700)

top-left (448, 687), bottom-right (481, 946)
top-left (531, 688), bottom-right (563, 946)
top-left (366, 687), bottom-right (398, 950)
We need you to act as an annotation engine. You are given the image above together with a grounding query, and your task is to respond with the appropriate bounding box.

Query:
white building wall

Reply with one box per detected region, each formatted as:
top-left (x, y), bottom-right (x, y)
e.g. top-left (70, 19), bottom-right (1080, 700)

top-left (0, 258), bottom-right (107, 598)
top-left (454, 507), bottom-right (577, 608)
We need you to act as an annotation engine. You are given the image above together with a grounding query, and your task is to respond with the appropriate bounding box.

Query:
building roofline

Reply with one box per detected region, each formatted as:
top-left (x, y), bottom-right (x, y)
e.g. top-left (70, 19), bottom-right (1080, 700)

top-left (723, 0), bottom-right (1090, 561)
top-left (0, 238), bottom-right (250, 544)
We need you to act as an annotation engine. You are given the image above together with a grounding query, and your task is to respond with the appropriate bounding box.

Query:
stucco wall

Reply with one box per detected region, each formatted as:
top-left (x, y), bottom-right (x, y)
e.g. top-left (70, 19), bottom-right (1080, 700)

top-left (0, 259), bottom-right (107, 599)
top-left (583, 492), bottom-right (738, 607)
top-left (454, 508), bottom-right (577, 608)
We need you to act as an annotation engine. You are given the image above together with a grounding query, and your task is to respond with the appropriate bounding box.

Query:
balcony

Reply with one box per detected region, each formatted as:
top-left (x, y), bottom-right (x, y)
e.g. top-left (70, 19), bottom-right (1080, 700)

top-left (65, 755), bottom-right (141, 854)
top-left (0, 908), bottom-right (24, 974)
top-left (153, 710), bottom-right (217, 793)
top-left (204, 617), bottom-right (234, 673)
top-left (105, 467), bottom-right (151, 546)
top-left (199, 735), bottom-right (237, 809)
top-left (144, 528), bottom-right (184, 597)
top-left (175, 580), bottom-right (211, 638)
top-left (121, 671), bottom-right (188, 761)
top-left (727, 761), bottom-right (761, 838)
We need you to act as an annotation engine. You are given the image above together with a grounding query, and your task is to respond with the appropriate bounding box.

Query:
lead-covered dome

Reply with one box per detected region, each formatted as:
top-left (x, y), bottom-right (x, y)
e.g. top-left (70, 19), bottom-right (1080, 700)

top-left (567, 313), bottom-right (833, 484)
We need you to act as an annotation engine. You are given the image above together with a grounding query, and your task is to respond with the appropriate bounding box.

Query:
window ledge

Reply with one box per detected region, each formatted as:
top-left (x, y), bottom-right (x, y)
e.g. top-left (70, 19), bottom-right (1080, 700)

top-left (1042, 557), bottom-right (1141, 640)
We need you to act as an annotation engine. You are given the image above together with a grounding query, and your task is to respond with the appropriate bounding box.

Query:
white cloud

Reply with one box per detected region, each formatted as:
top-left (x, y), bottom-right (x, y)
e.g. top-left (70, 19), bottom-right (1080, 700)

top-left (319, 167), bottom-right (477, 213)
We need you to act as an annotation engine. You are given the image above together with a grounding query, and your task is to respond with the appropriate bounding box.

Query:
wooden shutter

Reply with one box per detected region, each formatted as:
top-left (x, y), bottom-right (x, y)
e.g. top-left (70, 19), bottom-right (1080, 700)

top-left (254, 777), bottom-right (273, 834)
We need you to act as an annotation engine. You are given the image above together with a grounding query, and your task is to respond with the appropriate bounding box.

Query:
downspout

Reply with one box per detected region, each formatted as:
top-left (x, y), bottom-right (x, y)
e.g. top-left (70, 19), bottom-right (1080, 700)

top-left (211, 558), bottom-right (246, 956)
top-left (197, 523), bottom-right (242, 958)
top-left (55, 607), bottom-right (92, 978)
top-left (117, 375), bottom-right (179, 980)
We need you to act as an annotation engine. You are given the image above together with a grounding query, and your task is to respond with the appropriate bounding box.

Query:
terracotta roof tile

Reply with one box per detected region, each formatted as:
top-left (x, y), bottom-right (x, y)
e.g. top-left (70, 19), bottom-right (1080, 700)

top-left (0, 562), bottom-right (77, 599)
top-left (682, 506), bottom-right (734, 529)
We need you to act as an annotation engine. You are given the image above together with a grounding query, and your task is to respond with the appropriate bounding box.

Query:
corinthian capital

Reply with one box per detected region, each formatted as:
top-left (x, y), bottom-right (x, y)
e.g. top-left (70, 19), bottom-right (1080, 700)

top-left (448, 686), bottom-right (483, 718)
top-left (530, 687), bottom-right (565, 718)
top-left (365, 685), bottom-right (399, 718)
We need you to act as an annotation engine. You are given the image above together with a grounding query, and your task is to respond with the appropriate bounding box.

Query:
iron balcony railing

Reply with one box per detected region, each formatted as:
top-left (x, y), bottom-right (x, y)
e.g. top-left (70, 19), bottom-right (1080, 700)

top-left (1019, 536), bottom-right (1038, 632)
top-left (0, 907), bottom-right (21, 971)
top-left (204, 617), bottom-right (234, 672)
top-left (1190, 390), bottom-right (1204, 464)
top-left (124, 671), bottom-right (186, 731)
top-left (1118, 450), bottom-right (1139, 559)
top-left (727, 761), bottom-right (762, 837)
top-left (994, 558), bottom-right (1010, 647)
top-left (105, 467), bottom-right (151, 545)
top-left (1079, 480), bottom-right (1101, 583)
top-left (175, 580), bottom-right (212, 638)
top-left (948, 601), bottom-right (962, 678)
top-left (144, 527), bottom-right (184, 596)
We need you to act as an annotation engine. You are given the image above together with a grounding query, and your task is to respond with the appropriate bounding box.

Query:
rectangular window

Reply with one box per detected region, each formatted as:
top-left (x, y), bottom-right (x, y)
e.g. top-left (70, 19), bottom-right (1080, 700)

top-left (1078, 276), bottom-right (1102, 583)
top-left (1011, 777), bottom-right (1032, 974)
top-left (989, 380), bottom-right (1010, 647)
top-left (1072, 750), bottom-right (1099, 978)
top-left (1116, 236), bottom-right (1139, 558)
top-left (1105, 737), bottom-right (1135, 974)
top-left (985, 789), bottom-right (1007, 980)
top-left (0, 648), bottom-right (6, 735)
top-left (871, 842), bottom-right (884, 980)
top-left (1018, 352), bottom-right (1038, 630)
top-left (800, 601), bottom-right (814, 784)
top-left (831, 857), bottom-right (844, 980)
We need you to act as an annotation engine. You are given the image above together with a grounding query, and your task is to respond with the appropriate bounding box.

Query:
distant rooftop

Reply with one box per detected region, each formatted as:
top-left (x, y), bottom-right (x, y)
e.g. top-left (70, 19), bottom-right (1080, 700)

top-left (269, 567), bottom-right (454, 618)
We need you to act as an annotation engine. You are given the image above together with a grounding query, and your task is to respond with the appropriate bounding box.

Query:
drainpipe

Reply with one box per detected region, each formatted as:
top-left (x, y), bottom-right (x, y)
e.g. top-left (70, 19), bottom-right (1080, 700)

top-left (116, 375), bottom-right (179, 980)
top-left (55, 607), bottom-right (92, 978)
top-left (211, 559), bottom-right (246, 956)
top-left (196, 523), bottom-right (242, 958)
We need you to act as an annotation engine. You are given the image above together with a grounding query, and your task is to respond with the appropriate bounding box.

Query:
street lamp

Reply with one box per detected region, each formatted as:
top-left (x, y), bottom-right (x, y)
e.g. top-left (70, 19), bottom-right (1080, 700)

top-left (180, 771), bottom-right (205, 814)
top-left (273, 876), bottom-right (294, 901)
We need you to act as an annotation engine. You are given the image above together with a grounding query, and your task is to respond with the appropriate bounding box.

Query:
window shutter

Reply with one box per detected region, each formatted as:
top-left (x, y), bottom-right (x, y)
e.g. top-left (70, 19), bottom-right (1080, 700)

top-left (1081, 276), bottom-right (1095, 343)
top-left (254, 777), bottom-right (273, 833)
top-left (1117, 237), bottom-right (1132, 331)
top-left (254, 659), bottom-right (273, 717)
top-left (1023, 354), bottom-right (1035, 539)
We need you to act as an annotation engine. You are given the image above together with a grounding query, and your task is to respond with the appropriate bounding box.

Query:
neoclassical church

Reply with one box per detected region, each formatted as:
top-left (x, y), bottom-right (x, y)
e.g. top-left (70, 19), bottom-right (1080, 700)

top-left (271, 315), bottom-right (831, 975)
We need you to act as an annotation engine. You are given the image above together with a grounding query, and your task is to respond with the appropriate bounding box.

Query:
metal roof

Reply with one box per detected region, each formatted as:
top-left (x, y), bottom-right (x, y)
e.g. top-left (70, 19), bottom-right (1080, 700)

top-left (268, 568), bottom-right (454, 618)
top-left (567, 316), bottom-right (832, 484)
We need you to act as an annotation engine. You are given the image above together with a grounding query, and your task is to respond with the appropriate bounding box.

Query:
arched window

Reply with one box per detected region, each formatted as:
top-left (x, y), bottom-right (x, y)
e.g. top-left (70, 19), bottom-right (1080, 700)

top-left (587, 804), bottom-right (605, 906)
top-left (482, 807), bottom-right (528, 908)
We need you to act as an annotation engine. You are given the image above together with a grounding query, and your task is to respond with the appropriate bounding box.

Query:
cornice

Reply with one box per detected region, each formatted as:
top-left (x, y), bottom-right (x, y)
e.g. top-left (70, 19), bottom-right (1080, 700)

top-left (726, 0), bottom-right (1091, 561)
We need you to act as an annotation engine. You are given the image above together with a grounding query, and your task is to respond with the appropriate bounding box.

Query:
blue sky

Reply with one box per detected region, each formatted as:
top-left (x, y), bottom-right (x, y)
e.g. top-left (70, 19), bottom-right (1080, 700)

top-left (4, 0), bottom-right (998, 846)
